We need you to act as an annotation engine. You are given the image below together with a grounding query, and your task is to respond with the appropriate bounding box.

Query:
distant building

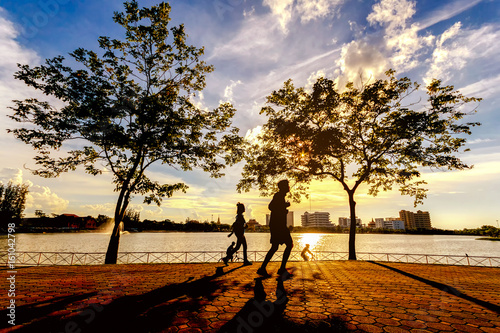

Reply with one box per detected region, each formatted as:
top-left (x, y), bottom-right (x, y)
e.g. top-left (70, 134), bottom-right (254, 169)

top-left (373, 217), bottom-right (405, 230)
top-left (399, 210), bottom-right (416, 229)
top-left (287, 211), bottom-right (294, 228)
top-left (374, 218), bottom-right (385, 229)
top-left (399, 210), bottom-right (432, 230)
top-left (246, 219), bottom-right (261, 230)
top-left (338, 217), bottom-right (362, 229)
top-left (21, 214), bottom-right (97, 231)
top-left (301, 211), bottom-right (333, 228)
top-left (368, 219), bottom-right (376, 229)
top-left (391, 220), bottom-right (405, 230)
top-left (266, 211), bottom-right (294, 227)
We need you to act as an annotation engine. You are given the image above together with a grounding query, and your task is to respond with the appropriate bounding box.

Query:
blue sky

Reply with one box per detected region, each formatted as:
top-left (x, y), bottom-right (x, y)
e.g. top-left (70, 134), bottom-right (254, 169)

top-left (0, 0), bottom-right (499, 229)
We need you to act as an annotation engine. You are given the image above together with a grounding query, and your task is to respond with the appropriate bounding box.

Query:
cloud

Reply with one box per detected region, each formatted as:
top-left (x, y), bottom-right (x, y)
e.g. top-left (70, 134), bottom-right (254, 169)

top-left (263, 0), bottom-right (294, 33)
top-left (460, 74), bottom-right (500, 100)
top-left (244, 125), bottom-right (263, 144)
top-left (305, 69), bottom-right (326, 91)
top-left (263, 0), bottom-right (344, 33)
top-left (417, 0), bottom-right (484, 30)
top-left (424, 23), bottom-right (500, 84)
top-left (26, 185), bottom-right (69, 214)
top-left (0, 167), bottom-right (27, 185)
top-left (79, 203), bottom-right (118, 219)
top-left (296, 0), bottom-right (344, 23)
top-left (335, 0), bottom-right (429, 87)
top-left (222, 80), bottom-right (243, 103)
top-left (335, 39), bottom-right (390, 87)
top-left (367, 0), bottom-right (416, 31)
top-left (367, 0), bottom-right (434, 73)
top-left (0, 167), bottom-right (69, 215)
top-left (467, 138), bottom-right (494, 145)
top-left (209, 13), bottom-right (283, 64)
top-left (0, 8), bottom-right (39, 80)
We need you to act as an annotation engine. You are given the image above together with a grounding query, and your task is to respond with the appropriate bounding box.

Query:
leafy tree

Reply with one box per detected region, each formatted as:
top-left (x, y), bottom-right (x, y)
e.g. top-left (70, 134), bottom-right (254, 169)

top-left (238, 70), bottom-right (480, 260)
top-left (34, 209), bottom-right (47, 218)
top-left (122, 208), bottom-right (140, 230)
top-left (0, 182), bottom-right (29, 225)
top-left (8, 1), bottom-right (243, 263)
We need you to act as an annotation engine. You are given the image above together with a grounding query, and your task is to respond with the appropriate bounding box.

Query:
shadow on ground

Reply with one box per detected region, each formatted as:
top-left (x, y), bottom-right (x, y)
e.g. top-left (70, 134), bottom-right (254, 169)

top-left (219, 277), bottom-right (349, 333)
top-left (370, 261), bottom-right (500, 315)
top-left (7, 266), bottom-right (242, 333)
top-left (4, 264), bottom-right (351, 333)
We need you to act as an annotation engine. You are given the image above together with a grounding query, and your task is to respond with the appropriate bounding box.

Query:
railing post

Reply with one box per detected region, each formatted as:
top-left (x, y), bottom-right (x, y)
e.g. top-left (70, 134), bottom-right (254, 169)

top-left (467, 255), bottom-right (470, 266)
top-left (426, 255), bottom-right (428, 264)
top-left (185, 252), bottom-right (188, 263)
top-left (147, 253), bottom-right (150, 263)
top-left (38, 253), bottom-right (42, 266)
top-left (71, 253), bottom-right (74, 265)
top-left (387, 254), bottom-right (389, 262)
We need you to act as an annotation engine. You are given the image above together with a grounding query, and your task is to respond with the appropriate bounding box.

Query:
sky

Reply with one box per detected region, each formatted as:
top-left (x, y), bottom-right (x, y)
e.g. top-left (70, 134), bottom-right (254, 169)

top-left (0, 0), bottom-right (499, 230)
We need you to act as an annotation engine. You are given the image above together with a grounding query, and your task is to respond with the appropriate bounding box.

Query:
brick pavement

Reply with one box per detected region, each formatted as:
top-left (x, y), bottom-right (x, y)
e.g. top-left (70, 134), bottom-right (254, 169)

top-left (1, 261), bottom-right (499, 332)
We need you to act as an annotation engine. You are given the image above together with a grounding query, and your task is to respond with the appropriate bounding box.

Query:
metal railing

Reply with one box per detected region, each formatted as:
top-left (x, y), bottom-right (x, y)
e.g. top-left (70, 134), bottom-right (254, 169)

top-left (2, 251), bottom-right (499, 267)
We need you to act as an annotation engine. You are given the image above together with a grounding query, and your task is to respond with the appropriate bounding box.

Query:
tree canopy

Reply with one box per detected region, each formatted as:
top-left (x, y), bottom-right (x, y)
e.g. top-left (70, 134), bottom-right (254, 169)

top-left (0, 182), bottom-right (29, 226)
top-left (8, 1), bottom-right (244, 263)
top-left (238, 70), bottom-right (481, 260)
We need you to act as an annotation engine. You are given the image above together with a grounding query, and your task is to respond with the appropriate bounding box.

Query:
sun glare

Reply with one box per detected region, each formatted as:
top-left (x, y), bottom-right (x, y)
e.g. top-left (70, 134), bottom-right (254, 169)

top-left (298, 233), bottom-right (323, 250)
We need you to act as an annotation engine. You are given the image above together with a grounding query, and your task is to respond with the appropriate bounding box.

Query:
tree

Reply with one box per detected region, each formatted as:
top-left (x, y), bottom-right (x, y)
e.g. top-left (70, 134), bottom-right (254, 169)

top-left (35, 209), bottom-right (47, 218)
top-left (0, 182), bottom-right (29, 224)
top-left (8, 1), bottom-right (244, 263)
top-left (237, 70), bottom-right (480, 260)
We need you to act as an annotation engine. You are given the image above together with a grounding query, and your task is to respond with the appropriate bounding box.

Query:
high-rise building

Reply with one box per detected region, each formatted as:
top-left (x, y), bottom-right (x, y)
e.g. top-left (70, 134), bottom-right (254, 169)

top-left (287, 211), bottom-right (294, 228)
top-left (414, 210), bottom-right (431, 229)
top-left (399, 210), bottom-right (416, 229)
top-left (301, 211), bottom-right (333, 227)
top-left (338, 216), bottom-right (362, 228)
top-left (399, 210), bottom-right (432, 230)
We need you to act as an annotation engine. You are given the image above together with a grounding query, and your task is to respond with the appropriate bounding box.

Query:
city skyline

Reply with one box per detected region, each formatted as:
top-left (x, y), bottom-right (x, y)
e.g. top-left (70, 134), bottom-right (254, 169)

top-left (1, 0), bottom-right (499, 230)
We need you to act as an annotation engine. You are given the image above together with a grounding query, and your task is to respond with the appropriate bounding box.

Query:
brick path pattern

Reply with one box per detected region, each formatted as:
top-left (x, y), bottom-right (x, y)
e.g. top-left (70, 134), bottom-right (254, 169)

top-left (1, 261), bottom-right (499, 332)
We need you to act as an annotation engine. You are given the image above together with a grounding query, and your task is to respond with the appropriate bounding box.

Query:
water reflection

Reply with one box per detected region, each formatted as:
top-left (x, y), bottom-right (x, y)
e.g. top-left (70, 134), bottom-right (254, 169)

top-left (297, 233), bottom-right (324, 251)
top-left (0, 233), bottom-right (497, 256)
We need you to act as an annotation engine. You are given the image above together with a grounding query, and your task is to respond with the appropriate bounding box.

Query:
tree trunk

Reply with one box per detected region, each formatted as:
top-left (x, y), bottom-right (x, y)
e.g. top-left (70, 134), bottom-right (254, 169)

top-left (104, 187), bottom-right (129, 264)
top-left (105, 221), bottom-right (121, 264)
top-left (348, 191), bottom-right (357, 260)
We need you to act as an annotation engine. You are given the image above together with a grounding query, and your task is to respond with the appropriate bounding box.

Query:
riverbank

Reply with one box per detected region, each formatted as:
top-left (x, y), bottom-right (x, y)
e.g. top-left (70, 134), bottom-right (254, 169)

top-left (476, 237), bottom-right (500, 241)
top-left (1, 261), bottom-right (498, 332)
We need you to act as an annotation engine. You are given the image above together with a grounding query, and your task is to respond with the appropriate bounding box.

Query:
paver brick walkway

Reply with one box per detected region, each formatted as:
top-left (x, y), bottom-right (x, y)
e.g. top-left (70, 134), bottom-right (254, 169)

top-left (1, 261), bottom-right (499, 332)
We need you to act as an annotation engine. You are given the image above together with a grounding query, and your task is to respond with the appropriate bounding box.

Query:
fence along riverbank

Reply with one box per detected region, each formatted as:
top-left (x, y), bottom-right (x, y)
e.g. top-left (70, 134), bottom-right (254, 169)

top-left (1, 251), bottom-right (499, 267)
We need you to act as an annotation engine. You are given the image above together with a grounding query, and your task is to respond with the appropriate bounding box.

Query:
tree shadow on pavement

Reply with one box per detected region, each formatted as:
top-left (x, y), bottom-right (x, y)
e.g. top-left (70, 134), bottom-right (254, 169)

top-left (9, 265), bottom-right (243, 333)
top-left (370, 261), bottom-right (500, 315)
top-left (219, 277), bottom-right (349, 333)
top-left (0, 292), bottom-right (98, 331)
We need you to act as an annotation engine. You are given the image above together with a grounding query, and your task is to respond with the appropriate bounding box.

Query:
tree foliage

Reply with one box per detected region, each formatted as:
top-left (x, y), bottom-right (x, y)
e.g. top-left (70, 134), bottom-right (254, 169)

top-left (8, 1), bottom-right (244, 263)
top-left (238, 70), bottom-right (480, 259)
top-left (0, 182), bottom-right (29, 224)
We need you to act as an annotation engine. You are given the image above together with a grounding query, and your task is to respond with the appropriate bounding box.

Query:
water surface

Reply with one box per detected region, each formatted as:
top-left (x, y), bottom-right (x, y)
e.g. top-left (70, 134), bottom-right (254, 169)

top-left (2, 232), bottom-right (498, 257)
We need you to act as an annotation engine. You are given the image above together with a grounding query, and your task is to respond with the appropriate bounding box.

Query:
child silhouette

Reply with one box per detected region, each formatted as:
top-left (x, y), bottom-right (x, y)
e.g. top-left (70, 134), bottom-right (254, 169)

top-left (224, 202), bottom-right (252, 266)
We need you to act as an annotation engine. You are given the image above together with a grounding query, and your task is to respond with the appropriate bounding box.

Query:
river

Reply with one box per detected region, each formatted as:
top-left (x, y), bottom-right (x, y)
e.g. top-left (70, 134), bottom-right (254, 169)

top-left (2, 232), bottom-right (498, 257)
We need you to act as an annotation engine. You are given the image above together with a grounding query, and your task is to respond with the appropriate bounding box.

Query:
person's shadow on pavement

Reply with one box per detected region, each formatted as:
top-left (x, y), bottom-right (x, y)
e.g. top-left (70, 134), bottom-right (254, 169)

top-left (219, 277), bottom-right (288, 332)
